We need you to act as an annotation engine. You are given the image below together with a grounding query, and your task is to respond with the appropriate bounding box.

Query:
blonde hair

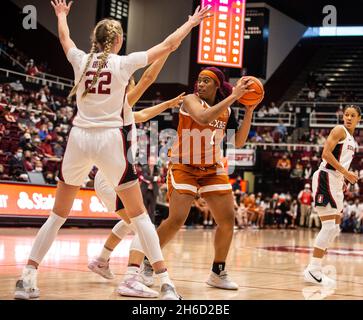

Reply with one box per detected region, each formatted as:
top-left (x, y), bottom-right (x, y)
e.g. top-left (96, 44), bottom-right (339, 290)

top-left (68, 19), bottom-right (123, 99)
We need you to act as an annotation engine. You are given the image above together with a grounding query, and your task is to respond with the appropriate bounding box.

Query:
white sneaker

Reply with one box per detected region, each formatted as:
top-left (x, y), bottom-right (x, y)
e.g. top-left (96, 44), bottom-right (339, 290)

top-left (117, 276), bottom-right (159, 298)
top-left (14, 268), bottom-right (40, 300)
top-left (88, 258), bottom-right (114, 280)
top-left (160, 283), bottom-right (181, 300)
top-left (303, 268), bottom-right (336, 287)
top-left (139, 260), bottom-right (154, 287)
top-left (206, 271), bottom-right (239, 290)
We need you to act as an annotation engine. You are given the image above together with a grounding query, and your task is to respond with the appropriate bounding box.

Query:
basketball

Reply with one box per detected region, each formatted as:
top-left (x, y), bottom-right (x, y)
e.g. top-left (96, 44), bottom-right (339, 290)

top-left (238, 76), bottom-right (265, 106)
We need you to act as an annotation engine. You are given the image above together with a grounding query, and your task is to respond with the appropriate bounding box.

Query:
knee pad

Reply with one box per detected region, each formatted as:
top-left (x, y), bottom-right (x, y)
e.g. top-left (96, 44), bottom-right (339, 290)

top-left (314, 220), bottom-right (336, 251)
top-left (112, 220), bottom-right (132, 239)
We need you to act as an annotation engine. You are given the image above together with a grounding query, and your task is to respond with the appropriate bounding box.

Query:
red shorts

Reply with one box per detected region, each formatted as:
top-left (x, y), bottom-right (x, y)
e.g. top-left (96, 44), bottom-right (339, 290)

top-left (167, 163), bottom-right (232, 199)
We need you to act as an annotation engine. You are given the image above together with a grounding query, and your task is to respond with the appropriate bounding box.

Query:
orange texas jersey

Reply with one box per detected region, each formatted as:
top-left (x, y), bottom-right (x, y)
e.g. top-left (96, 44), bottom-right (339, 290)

top-left (170, 98), bottom-right (239, 166)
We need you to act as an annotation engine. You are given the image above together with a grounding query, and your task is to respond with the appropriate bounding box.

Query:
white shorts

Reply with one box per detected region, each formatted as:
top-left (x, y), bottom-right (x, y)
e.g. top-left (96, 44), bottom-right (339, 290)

top-left (312, 169), bottom-right (344, 216)
top-left (59, 126), bottom-right (136, 190)
top-left (94, 171), bottom-right (135, 212)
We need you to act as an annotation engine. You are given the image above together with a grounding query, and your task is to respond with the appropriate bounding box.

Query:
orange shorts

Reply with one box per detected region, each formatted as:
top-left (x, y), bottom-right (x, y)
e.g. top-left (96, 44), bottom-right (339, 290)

top-left (167, 163), bottom-right (232, 199)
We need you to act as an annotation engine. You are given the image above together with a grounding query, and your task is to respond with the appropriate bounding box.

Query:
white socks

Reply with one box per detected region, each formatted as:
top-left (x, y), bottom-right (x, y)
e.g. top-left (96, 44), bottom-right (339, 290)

top-left (99, 247), bottom-right (113, 261)
top-left (130, 213), bottom-right (163, 265)
top-left (156, 270), bottom-right (173, 287)
top-left (28, 212), bottom-right (66, 264)
top-left (22, 265), bottom-right (38, 288)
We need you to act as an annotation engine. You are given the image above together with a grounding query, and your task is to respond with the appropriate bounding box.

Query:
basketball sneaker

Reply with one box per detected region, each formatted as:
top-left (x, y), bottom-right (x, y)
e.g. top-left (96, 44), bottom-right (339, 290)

top-left (139, 259), bottom-right (154, 287)
top-left (160, 283), bottom-right (182, 300)
top-left (303, 268), bottom-right (336, 287)
top-left (14, 268), bottom-right (40, 300)
top-left (117, 276), bottom-right (159, 298)
top-left (88, 258), bottom-right (114, 280)
top-left (206, 271), bottom-right (239, 290)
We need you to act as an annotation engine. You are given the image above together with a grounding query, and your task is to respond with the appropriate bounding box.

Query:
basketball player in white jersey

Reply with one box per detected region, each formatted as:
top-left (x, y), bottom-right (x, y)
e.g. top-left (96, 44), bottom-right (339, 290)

top-left (90, 74), bottom-right (184, 298)
top-left (14, 0), bottom-right (211, 300)
top-left (304, 105), bottom-right (361, 286)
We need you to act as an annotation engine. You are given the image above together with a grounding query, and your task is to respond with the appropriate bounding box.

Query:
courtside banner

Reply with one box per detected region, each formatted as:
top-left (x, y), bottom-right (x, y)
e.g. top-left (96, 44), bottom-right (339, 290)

top-left (0, 183), bottom-right (117, 218)
top-left (198, 0), bottom-right (246, 68)
top-left (226, 149), bottom-right (255, 166)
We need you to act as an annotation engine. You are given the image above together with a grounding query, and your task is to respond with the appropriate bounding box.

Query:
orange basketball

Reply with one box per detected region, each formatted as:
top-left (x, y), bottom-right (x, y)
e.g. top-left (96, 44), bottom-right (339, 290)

top-left (238, 76), bottom-right (264, 106)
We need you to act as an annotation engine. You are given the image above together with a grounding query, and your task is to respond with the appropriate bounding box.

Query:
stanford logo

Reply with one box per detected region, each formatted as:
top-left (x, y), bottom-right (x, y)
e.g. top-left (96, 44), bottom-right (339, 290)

top-left (317, 194), bottom-right (324, 203)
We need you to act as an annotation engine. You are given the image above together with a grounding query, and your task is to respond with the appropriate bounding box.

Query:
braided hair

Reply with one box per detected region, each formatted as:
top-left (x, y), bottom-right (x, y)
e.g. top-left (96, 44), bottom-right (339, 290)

top-left (68, 19), bottom-right (123, 99)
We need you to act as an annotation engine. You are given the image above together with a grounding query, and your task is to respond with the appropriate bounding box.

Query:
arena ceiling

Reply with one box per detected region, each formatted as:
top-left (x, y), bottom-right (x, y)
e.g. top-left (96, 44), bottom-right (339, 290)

top-left (248, 0), bottom-right (363, 26)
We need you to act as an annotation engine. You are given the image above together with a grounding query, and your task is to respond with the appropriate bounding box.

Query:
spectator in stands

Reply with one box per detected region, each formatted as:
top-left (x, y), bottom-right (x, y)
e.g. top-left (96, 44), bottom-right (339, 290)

top-left (9, 147), bottom-right (25, 178)
top-left (194, 194), bottom-right (213, 228)
top-left (29, 111), bottom-right (41, 126)
top-left (44, 171), bottom-right (57, 185)
top-left (39, 135), bottom-right (54, 158)
top-left (298, 183), bottom-right (313, 227)
top-left (275, 194), bottom-right (289, 228)
top-left (303, 162), bottom-right (313, 181)
top-left (19, 132), bottom-right (35, 152)
top-left (53, 139), bottom-right (64, 158)
top-left (9, 80), bottom-right (24, 92)
top-left (290, 159), bottom-right (304, 179)
top-left (316, 131), bottom-right (327, 145)
top-left (23, 150), bottom-right (34, 171)
top-left (308, 206), bottom-right (321, 229)
top-left (273, 120), bottom-right (287, 142)
top-left (4, 108), bottom-right (16, 123)
top-left (268, 102), bottom-right (279, 116)
top-left (318, 85), bottom-right (330, 100)
top-left (307, 88), bottom-right (316, 101)
top-left (0, 122), bottom-right (5, 136)
top-left (38, 124), bottom-right (49, 141)
top-left (25, 59), bottom-right (39, 77)
top-left (341, 211), bottom-right (358, 233)
top-left (261, 130), bottom-right (273, 143)
top-left (287, 199), bottom-right (298, 229)
top-left (235, 197), bottom-right (247, 229)
top-left (33, 160), bottom-right (43, 173)
top-left (255, 192), bottom-right (266, 229)
top-left (257, 105), bottom-right (267, 118)
top-left (276, 153), bottom-right (291, 175)
top-left (232, 175), bottom-right (243, 205)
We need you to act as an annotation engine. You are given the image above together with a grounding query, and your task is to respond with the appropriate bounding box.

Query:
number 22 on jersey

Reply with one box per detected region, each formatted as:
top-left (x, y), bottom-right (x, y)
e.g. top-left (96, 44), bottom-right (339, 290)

top-left (85, 71), bottom-right (111, 94)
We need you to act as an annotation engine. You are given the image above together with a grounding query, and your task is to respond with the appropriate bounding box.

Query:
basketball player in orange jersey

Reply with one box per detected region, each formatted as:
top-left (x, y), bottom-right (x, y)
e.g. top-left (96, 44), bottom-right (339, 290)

top-left (159, 67), bottom-right (258, 290)
top-left (14, 0), bottom-right (211, 300)
top-left (304, 105), bottom-right (360, 287)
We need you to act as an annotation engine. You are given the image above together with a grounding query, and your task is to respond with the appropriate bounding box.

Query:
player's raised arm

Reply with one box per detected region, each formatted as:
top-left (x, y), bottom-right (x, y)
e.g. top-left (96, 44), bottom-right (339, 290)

top-left (127, 54), bottom-right (170, 107)
top-left (146, 5), bottom-right (211, 65)
top-left (51, 0), bottom-right (76, 55)
top-left (134, 93), bottom-right (184, 123)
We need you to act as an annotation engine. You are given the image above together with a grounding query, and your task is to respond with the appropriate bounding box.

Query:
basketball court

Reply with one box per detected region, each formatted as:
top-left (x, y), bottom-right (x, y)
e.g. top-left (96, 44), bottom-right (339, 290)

top-left (1, 227), bottom-right (362, 300)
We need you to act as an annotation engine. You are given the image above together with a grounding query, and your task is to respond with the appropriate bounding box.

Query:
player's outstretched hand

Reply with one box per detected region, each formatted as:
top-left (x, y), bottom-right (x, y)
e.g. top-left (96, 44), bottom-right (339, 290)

top-left (188, 5), bottom-right (212, 27)
top-left (166, 92), bottom-right (185, 108)
top-left (51, 0), bottom-right (73, 17)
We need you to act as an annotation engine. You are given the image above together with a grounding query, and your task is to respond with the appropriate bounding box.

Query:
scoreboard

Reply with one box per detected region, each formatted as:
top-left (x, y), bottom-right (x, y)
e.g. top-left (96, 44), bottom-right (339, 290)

top-left (197, 0), bottom-right (246, 68)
